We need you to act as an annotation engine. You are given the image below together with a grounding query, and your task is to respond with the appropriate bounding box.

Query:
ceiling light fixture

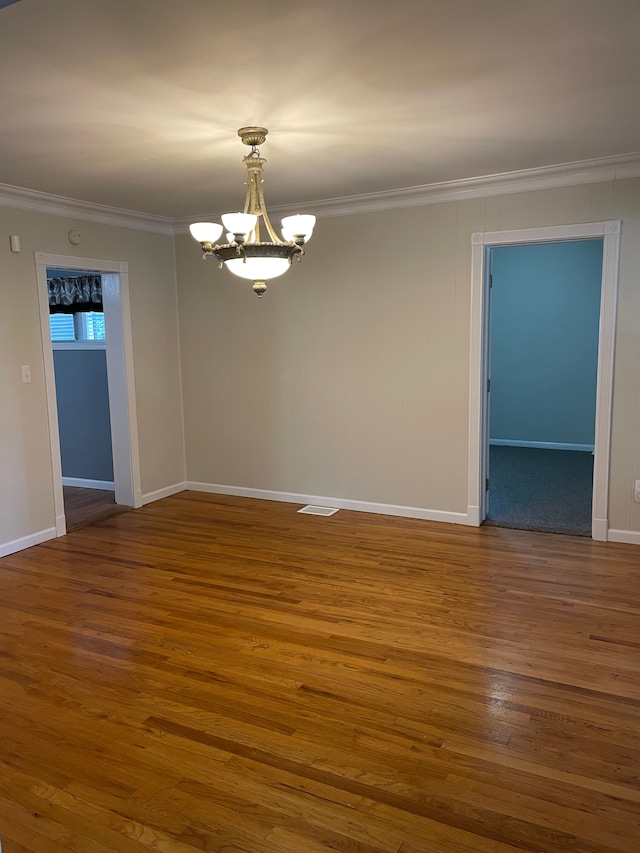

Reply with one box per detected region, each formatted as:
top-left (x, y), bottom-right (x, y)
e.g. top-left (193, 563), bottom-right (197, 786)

top-left (189, 127), bottom-right (316, 297)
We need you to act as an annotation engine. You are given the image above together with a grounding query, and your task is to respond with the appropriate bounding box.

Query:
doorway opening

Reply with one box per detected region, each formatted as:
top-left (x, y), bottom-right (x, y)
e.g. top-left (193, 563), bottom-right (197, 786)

top-left (468, 221), bottom-right (621, 541)
top-left (483, 240), bottom-right (602, 536)
top-left (35, 253), bottom-right (142, 537)
top-left (47, 266), bottom-right (129, 530)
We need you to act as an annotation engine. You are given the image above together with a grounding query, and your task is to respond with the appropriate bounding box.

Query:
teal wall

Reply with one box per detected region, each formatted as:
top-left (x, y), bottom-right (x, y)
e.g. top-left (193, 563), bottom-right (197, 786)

top-left (489, 240), bottom-right (603, 447)
top-left (54, 349), bottom-right (114, 481)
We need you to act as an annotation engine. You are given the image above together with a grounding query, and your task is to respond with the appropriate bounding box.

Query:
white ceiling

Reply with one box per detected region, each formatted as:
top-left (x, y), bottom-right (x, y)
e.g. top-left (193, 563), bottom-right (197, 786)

top-left (0, 0), bottom-right (639, 218)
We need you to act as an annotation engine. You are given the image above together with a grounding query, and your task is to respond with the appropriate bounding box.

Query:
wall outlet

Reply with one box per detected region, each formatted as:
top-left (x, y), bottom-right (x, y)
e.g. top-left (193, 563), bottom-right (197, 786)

top-left (635, 480), bottom-right (640, 502)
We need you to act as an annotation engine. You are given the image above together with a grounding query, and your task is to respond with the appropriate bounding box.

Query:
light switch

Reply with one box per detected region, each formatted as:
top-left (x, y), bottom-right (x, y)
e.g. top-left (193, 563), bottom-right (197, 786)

top-left (21, 364), bottom-right (31, 383)
top-left (10, 235), bottom-right (21, 253)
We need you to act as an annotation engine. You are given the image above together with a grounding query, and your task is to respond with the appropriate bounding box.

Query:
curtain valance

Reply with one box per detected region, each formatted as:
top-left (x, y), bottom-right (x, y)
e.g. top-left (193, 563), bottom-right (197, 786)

top-left (48, 275), bottom-right (103, 314)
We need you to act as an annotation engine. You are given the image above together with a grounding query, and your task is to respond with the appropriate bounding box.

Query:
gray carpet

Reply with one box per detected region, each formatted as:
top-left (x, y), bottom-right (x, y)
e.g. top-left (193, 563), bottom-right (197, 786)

top-left (484, 446), bottom-right (594, 536)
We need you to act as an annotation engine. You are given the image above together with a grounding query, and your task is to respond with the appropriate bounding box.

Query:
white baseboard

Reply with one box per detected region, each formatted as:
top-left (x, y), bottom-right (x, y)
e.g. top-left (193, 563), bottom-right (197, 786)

top-left (186, 481), bottom-right (470, 525)
top-left (607, 528), bottom-right (640, 545)
top-left (490, 439), bottom-right (595, 452)
top-left (141, 482), bottom-right (187, 505)
top-left (467, 505), bottom-right (482, 527)
top-left (62, 477), bottom-right (115, 490)
top-left (0, 527), bottom-right (57, 558)
top-left (592, 518), bottom-right (608, 542)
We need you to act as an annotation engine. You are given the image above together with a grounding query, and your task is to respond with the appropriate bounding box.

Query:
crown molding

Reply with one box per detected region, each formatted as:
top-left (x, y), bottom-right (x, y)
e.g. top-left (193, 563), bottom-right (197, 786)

top-left (174, 151), bottom-right (640, 233)
top-left (0, 181), bottom-right (175, 235)
top-left (2, 152), bottom-right (640, 237)
top-left (272, 151), bottom-right (640, 220)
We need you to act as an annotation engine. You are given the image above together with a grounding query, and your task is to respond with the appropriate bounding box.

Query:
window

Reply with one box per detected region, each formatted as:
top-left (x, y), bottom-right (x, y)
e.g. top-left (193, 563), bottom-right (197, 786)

top-left (78, 312), bottom-right (106, 340)
top-left (49, 311), bottom-right (106, 343)
top-left (49, 314), bottom-right (75, 342)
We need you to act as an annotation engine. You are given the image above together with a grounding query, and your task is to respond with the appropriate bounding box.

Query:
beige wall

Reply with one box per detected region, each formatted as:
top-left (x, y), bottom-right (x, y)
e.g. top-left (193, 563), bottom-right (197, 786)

top-left (0, 206), bottom-right (185, 548)
top-left (176, 177), bottom-right (640, 533)
top-left (3, 176), bottom-right (639, 552)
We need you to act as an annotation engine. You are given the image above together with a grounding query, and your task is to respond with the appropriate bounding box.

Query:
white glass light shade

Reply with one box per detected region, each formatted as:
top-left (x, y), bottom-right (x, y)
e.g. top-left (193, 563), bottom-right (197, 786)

top-left (189, 222), bottom-right (223, 243)
top-left (281, 214), bottom-right (316, 242)
top-left (224, 257), bottom-right (290, 281)
top-left (221, 212), bottom-right (257, 236)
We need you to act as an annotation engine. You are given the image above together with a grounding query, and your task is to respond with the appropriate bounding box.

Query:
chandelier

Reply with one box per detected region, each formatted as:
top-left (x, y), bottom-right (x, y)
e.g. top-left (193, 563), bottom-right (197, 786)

top-left (189, 127), bottom-right (316, 297)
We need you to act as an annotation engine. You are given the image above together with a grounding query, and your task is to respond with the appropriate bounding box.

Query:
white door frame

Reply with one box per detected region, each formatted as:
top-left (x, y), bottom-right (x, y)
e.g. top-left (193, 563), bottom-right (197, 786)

top-left (468, 221), bottom-right (621, 541)
top-left (35, 253), bottom-right (142, 537)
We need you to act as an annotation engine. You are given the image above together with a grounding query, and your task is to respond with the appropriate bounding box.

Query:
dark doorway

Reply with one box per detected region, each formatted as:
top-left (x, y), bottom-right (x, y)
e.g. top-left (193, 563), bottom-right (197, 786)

top-left (484, 240), bottom-right (603, 536)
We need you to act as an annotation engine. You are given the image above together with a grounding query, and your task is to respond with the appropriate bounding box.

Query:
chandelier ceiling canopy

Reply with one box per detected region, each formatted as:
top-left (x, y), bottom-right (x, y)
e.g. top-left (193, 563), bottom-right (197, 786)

top-left (189, 127), bottom-right (316, 297)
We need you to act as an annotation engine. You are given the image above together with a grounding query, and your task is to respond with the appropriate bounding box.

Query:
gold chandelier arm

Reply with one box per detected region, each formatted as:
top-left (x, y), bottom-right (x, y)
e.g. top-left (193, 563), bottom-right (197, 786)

top-left (242, 172), bottom-right (257, 240)
top-left (260, 207), bottom-right (283, 244)
top-left (243, 154), bottom-right (284, 245)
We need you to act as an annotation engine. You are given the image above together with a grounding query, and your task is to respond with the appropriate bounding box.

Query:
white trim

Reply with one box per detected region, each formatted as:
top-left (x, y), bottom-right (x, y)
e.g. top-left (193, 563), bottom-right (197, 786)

top-left (36, 254), bottom-right (130, 273)
top-left (608, 529), bottom-right (640, 545)
top-left (467, 505), bottom-right (481, 527)
top-left (101, 272), bottom-right (143, 509)
top-left (52, 341), bottom-right (106, 351)
top-left (468, 242), bottom-right (490, 526)
top-left (1, 152), bottom-right (639, 234)
top-left (479, 221), bottom-right (614, 246)
top-left (489, 440), bottom-right (595, 452)
top-left (61, 477), bottom-right (115, 491)
top-left (173, 152), bottom-right (640, 230)
top-left (36, 261), bottom-right (67, 538)
top-left (592, 225), bottom-right (621, 541)
top-left (468, 221), bottom-right (621, 542)
top-left (141, 482), bottom-right (187, 505)
top-left (186, 482), bottom-right (470, 525)
top-left (0, 181), bottom-right (174, 234)
top-left (0, 527), bottom-right (56, 558)
top-left (35, 253), bottom-right (143, 544)
top-left (592, 518), bottom-right (609, 542)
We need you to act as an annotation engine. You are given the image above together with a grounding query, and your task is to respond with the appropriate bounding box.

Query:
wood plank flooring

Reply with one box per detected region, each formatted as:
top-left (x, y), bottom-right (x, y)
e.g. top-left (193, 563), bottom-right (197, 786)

top-left (63, 486), bottom-right (129, 531)
top-left (0, 491), bottom-right (639, 852)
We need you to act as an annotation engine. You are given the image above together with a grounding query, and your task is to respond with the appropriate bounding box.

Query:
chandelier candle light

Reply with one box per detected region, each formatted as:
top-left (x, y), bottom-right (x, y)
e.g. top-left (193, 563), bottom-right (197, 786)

top-left (189, 127), bottom-right (316, 297)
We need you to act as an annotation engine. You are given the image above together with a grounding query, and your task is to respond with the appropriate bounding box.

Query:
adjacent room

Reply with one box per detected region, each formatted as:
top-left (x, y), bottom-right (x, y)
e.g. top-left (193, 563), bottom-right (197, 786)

top-left (47, 267), bottom-right (128, 530)
top-left (484, 239), bottom-right (604, 537)
top-left (1, 2), bottom-right (639, 852)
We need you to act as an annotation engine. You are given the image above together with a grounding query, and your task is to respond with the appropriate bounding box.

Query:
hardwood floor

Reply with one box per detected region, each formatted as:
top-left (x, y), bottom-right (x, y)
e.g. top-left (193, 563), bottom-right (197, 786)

top-left (0, 491), bottom-right (639, 852)
top-left (63, 486), bottom-right (130, 531)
